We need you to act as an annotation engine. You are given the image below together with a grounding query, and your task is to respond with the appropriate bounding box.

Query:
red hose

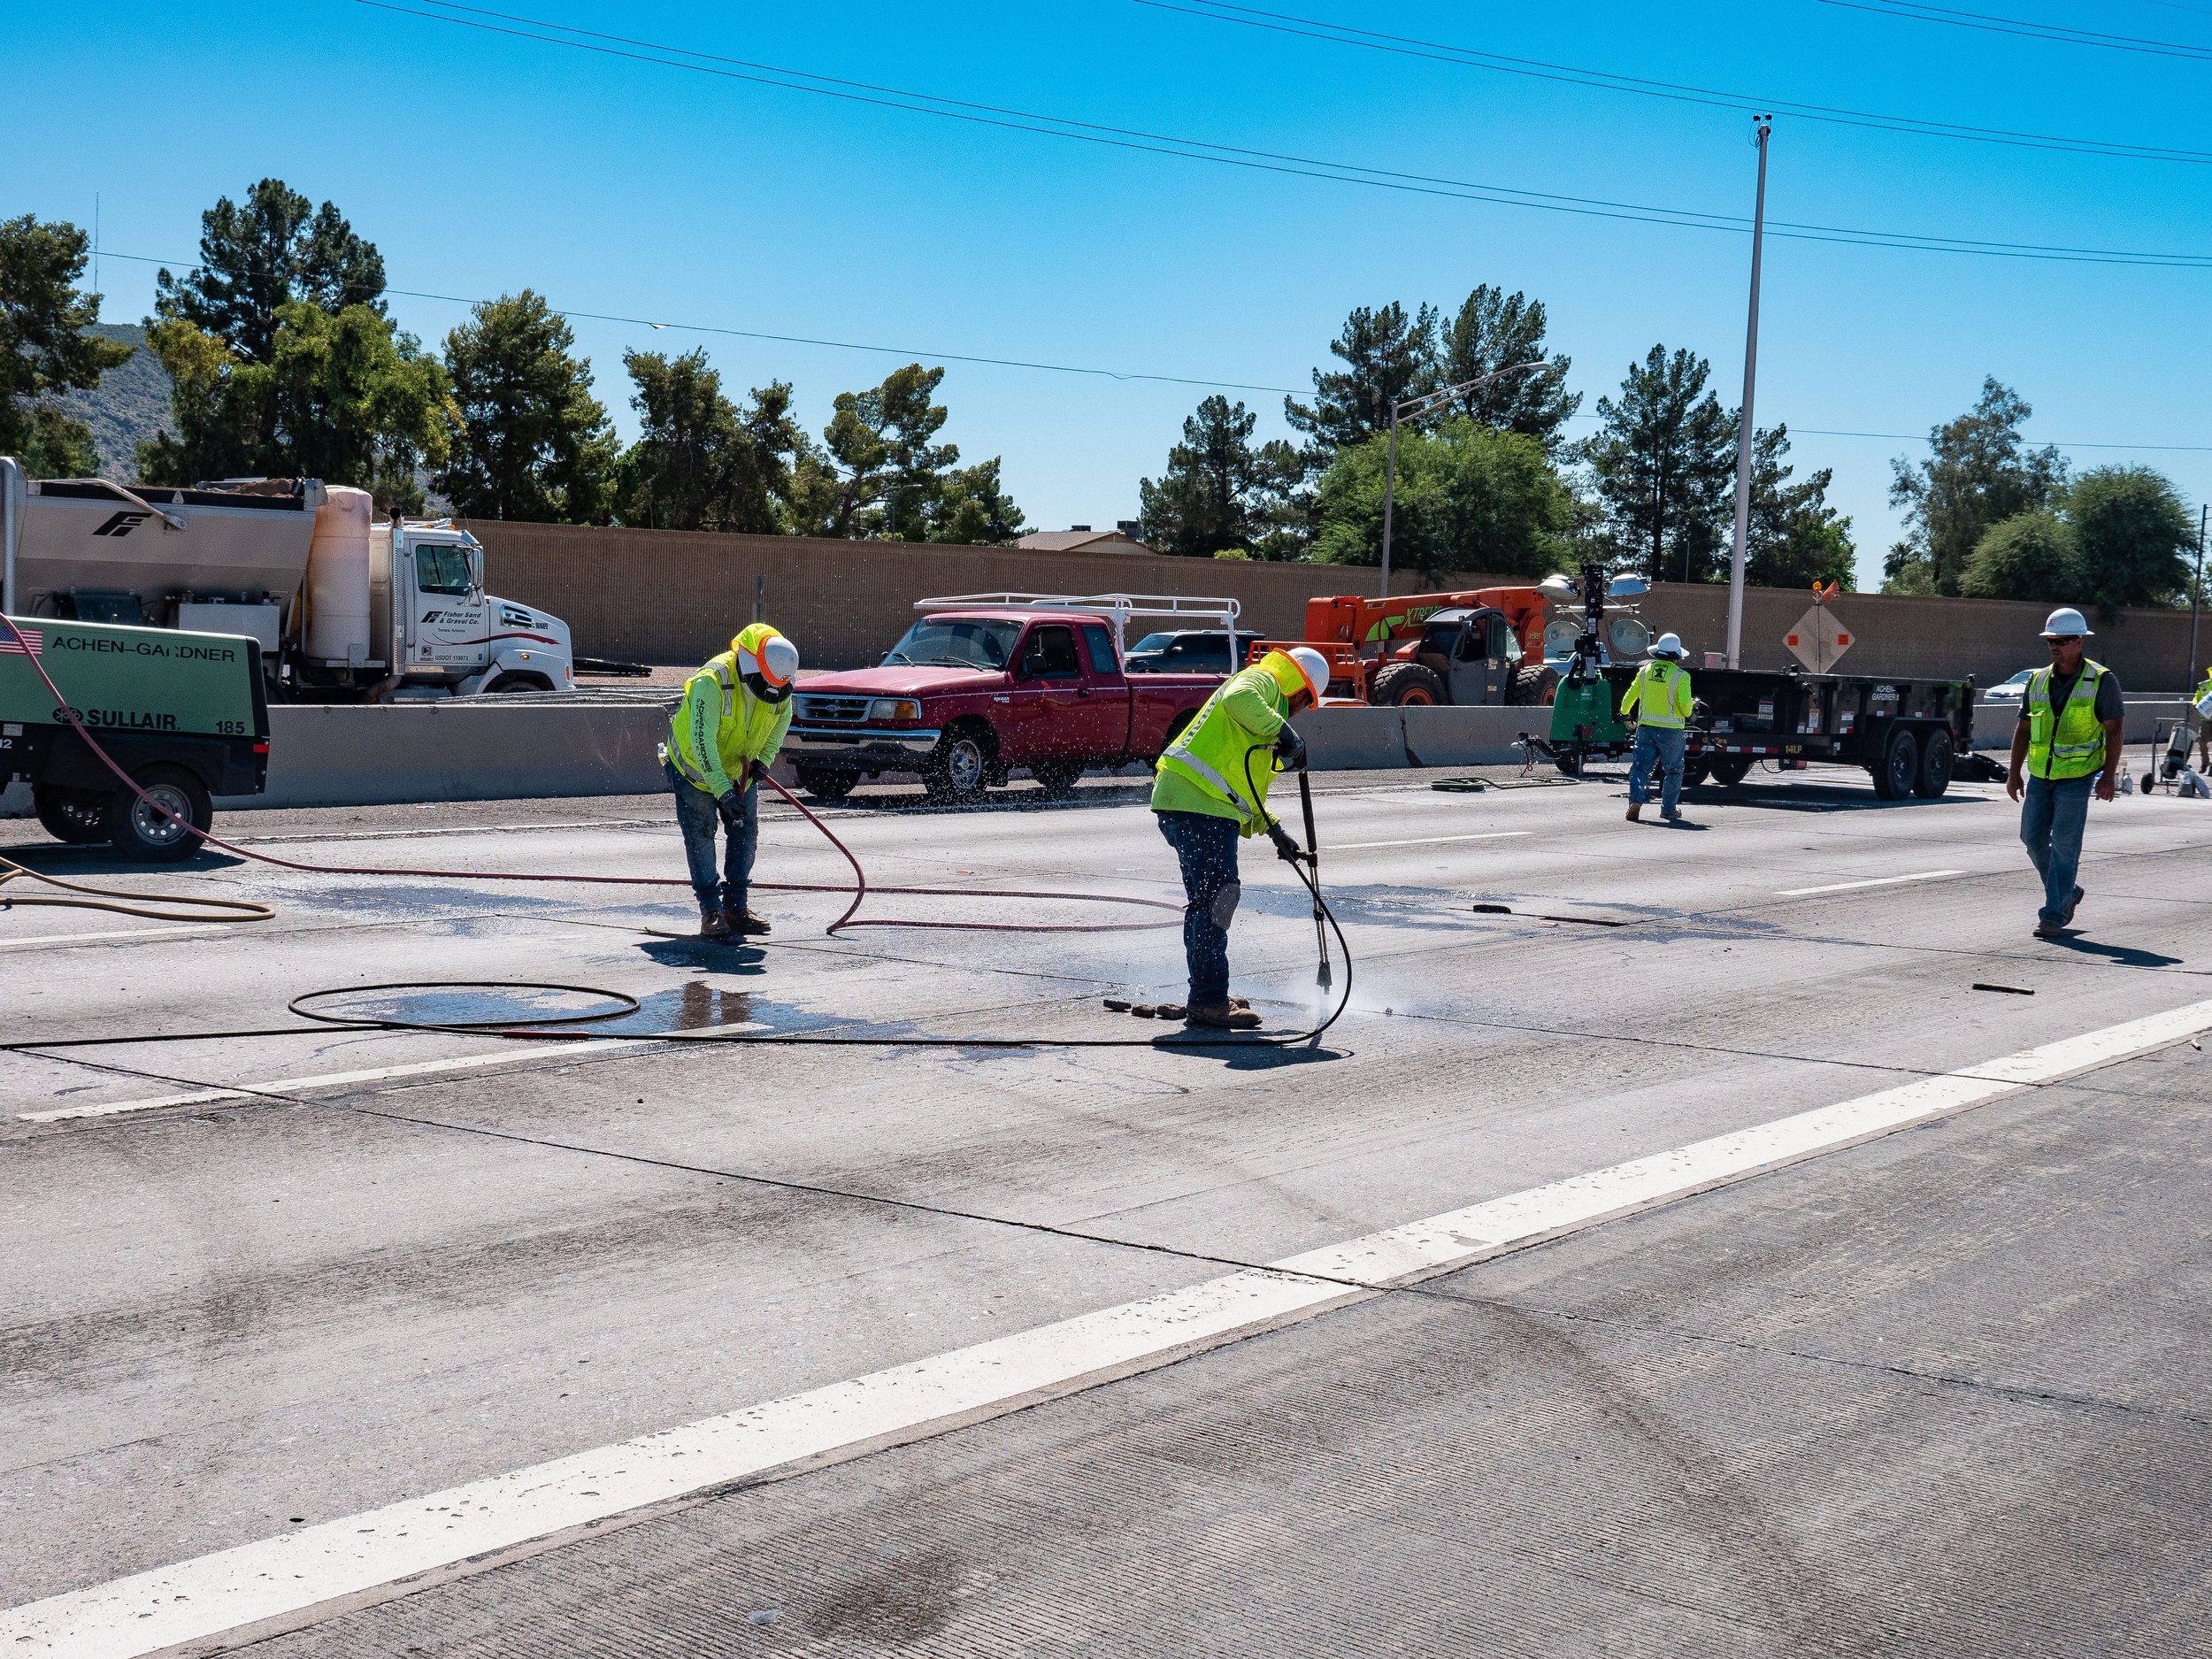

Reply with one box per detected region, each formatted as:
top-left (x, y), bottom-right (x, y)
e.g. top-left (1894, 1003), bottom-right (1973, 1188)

top-left (0, 614), bottom-right (1176, 934)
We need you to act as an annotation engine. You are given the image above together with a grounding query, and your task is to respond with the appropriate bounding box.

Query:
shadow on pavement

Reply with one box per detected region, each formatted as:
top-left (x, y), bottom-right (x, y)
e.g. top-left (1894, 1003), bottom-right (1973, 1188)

top-left (2040, 934), bottom-right (2185, 970)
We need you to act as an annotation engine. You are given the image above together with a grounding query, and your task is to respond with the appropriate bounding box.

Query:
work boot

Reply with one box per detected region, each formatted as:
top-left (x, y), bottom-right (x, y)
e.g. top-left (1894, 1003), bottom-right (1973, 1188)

top-left (1186, 1002), bottom-right (1262, 1030)
top-left (2064, 886), bottom-right (2083, 925)
top-left (1228, 995), bottom-right (1251, 1010)
top-left (2033, 919), bottom-right (2066, 940)
top-left (1661, 808), bottom-right (1682, 822)
top-left (734, 909), bottom-right (772, 936)
top-left (1624, 803), bottom-right (1642, 822)
top-left (697, 910), bottom-right (733, 940)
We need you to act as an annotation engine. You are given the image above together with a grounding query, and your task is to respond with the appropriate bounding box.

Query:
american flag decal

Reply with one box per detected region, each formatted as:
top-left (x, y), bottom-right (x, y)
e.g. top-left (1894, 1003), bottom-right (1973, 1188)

top-left (0, 626), bottom-right (43, 657)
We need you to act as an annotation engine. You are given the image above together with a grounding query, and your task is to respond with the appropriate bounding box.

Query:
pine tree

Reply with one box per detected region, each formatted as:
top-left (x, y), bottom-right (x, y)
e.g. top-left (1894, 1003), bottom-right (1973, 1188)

top-left (1284, 302), bottom-right (1438, 457)
top-left (1435, 285), bottom-right (1578, 446)
top-left (617, 349), bottom-right (810, 534)
top-left (436, 291), bottom-right (617, 522)
top-left (155, 180), bottom-right (386, 364)
top-left (1886, 379), bottom-right (2066, 595)
top-left (0, 215), bottom-right (134, 475)
top-left (1140, 396), bottom-right (1302, 557)
top-left (1584, 345), bottom-right (1738, 584)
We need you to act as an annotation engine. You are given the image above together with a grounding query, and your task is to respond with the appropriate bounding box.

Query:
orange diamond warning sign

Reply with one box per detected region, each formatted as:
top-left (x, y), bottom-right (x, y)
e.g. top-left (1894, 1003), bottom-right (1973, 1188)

top-left (1785, 606), bottom-right (1853, 672)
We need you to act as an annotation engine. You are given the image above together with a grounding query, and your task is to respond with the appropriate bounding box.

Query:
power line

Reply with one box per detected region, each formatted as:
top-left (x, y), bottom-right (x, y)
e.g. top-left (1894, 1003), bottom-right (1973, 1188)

top-left (1135, 0), bottom-right (2212, 165)
top-left (104, 245), bottom-right (2212, 451)
top-left (355, 0), bottom-right (2212, 268)
top-left (1819, 0), bottom-right (2212, 62)
top-left (92, 248), bottom-right (1305, 394)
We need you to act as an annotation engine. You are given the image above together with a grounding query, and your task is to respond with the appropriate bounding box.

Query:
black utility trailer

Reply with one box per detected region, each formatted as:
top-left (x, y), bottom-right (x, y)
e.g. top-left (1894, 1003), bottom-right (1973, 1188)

top-left (1557, 664), bottom-right (1980, 799)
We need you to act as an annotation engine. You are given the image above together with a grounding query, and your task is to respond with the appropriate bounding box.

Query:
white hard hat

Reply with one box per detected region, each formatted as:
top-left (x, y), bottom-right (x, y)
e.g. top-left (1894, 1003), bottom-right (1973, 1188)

top-left (739, 632), bottom-right (801, 687)
top-left (1287, 646), bottom-right (1332, 701)
top-left (1650, 632), bottom-right (1686, 658)
top-left (2040, 606), bottom-right (2092, 639)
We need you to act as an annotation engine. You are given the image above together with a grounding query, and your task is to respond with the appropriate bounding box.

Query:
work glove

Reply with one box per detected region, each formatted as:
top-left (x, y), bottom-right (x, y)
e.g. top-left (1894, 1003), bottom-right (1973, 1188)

top-left (1273, 725), bottom-right (1308, 772)
top-left (1268, 823), bottom-right (1303, 864)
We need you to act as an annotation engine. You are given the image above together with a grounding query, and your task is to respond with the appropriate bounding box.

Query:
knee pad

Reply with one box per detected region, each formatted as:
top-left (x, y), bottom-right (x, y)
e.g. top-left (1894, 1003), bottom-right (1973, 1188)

top-left (1209, 881), bottom-right (1243, 931)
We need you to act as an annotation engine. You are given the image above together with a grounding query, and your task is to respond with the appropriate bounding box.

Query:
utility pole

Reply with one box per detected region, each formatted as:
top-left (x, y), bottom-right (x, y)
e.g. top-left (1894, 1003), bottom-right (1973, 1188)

top-left (93, 193), bottom-right (101, 319)
top-left (2189, 502), bottom-right (2207, 691)
top-left (1725, 114), bottom-right (1773, 670)
top-left (1379, 359), bottom-right (1561, 599)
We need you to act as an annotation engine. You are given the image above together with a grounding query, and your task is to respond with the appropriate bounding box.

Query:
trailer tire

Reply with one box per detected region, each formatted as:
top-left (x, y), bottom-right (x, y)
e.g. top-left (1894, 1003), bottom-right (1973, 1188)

top-left (1707, 755), bottom-right (1755, 787)
top-left (923, 723), bottom-right (993, 805)
top-left (1370, 663), bottom-right (1447, 707)
top-left (34, 785), bottom-right (109, 845)
top-left (1553, 747), bottom-right (1584, 777)
top-left (1872, 726), bottom-right (1919, 801)
top-left (1682, 757), bottom-right (1713, 787)
top-left (105, 764), bottom-right (212, 863)
top-left (1915, 726), bottom-right (1955, 798)
top-left (794, 765), bottom-right (858, 803)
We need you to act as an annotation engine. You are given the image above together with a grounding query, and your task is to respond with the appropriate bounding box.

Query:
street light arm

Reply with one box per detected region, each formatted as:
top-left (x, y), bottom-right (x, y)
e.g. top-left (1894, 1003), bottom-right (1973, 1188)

top-left (1393, 358), bottom-right (1563, 420)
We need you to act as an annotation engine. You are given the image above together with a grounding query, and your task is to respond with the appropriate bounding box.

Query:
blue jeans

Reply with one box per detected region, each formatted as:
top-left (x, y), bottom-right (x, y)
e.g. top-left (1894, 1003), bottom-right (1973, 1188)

top-left (1156, 810), bottom-right (1241, 1006)
top-left (1628, 725), bottom-right (1686, 813)
top-left (666, 757), bottom-right (758, 916)
top-left (2020, 773), bottom-right (2093, 927)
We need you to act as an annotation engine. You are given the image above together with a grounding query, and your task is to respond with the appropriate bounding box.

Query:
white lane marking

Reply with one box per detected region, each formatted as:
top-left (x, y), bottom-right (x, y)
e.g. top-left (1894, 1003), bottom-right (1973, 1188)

top-left (11, 994), bottom-right (2210, 1657)
top-left (0, 924), bottom-right (231, 951)
top-left (15, 1035), bottom-right (745, 1123)
top-left (1774, 870), bottom-right (1966, 897)
top-left (1331, 831), bottom-right (1531, 851)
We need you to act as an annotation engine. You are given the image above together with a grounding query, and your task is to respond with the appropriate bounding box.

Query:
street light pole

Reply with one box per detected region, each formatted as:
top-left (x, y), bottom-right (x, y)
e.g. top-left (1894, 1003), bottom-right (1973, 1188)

top-left (1725, 113), bottom-right (1773, 671)
top-left (1379, 358), bottom-right (1559, 599)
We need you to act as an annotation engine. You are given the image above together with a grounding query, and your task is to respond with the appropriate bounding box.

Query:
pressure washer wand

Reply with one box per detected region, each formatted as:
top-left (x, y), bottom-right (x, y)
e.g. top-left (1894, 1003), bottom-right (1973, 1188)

top-left (1299, 770), bottom-right (1330, 987)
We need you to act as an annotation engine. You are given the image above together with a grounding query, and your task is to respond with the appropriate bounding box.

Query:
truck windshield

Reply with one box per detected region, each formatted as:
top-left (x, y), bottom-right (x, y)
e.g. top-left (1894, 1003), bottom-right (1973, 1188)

top-left (415, 545), bottom-right (474, 596)
top-left (884, 618), bottom-right (1024, 671)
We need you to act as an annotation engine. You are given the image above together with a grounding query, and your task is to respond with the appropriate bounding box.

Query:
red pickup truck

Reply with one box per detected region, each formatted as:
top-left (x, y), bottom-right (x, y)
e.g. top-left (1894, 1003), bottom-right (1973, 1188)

top-left (784, 606), bottom-right (1225, 803)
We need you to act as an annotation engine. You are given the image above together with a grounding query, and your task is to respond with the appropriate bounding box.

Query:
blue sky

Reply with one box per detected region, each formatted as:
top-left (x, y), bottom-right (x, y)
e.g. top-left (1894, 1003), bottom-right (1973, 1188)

top-left (11, 0), bottom-right (2210, 586)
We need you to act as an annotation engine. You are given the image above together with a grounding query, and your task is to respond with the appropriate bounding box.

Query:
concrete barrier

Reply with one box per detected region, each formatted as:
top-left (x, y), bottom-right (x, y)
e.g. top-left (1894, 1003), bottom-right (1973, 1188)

top-left (1399, 705), bottom-right (1539, 767)
top-left (216, 703), bottom-right (672, 810)
top-left (1291, 706), bottom-right (1407, 770)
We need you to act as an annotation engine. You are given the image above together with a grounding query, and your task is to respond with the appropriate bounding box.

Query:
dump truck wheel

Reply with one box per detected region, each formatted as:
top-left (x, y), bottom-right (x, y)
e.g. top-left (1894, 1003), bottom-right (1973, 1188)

top-left (1508, 664), bottom-right (1560, 706)
top-left (106, 765), bottom-right (212, 863)
top-left (1371, 664), bottom-right (1446, 706)
top-left (34, 786), bottom-right (108, 845)
top-left (1872, 726), bottom-right (1919, 801)
top-left (1915, 726), bottom-right (1955, 799)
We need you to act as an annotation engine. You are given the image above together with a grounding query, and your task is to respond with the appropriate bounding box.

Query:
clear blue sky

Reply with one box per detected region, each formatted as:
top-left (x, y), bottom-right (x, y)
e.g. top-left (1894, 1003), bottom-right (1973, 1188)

top-left (11, 0), bottom-right (2210, 587)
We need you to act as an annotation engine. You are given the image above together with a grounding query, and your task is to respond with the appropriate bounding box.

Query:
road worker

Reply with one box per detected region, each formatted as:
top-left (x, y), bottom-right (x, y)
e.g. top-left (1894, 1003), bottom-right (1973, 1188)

top-left (662, 623), bottom-right (800, 940)
top-left (2008, 607), bottom-right (2124, 940)
top-left (1620, 633), bottom-right (1694, 823)
top-left (2195, 663), bottom-right (2212, 773)
top-left (1151, 644), bottom-right (1332, 1029)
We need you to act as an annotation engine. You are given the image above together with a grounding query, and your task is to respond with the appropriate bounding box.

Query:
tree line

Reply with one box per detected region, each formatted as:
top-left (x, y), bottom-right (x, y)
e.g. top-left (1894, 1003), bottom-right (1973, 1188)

top-left (0, 181), bottom-right (1027, 542)
top-left (2, 184), bottom-right (2198, 606)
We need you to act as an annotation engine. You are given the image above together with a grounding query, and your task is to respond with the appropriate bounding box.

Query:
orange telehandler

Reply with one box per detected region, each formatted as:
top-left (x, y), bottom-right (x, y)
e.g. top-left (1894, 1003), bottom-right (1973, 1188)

top-left (1246, 587), bottom-right (1563, 707)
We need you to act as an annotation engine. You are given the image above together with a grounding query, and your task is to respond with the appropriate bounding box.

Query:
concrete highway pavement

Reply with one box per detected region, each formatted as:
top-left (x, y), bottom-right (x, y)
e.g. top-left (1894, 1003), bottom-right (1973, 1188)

top-left (3, 765), bottom-right (2209, 1655)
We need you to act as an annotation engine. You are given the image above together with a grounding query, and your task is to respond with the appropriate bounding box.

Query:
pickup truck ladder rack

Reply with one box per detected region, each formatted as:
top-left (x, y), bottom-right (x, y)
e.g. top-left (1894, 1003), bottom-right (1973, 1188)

top-left (913, 592), bottom-right (1240, 649)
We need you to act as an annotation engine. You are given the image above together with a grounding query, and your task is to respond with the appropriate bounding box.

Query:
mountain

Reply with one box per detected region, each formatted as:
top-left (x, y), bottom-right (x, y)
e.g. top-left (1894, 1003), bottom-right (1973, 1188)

top-left (57, 322), bottom-right (173, 482)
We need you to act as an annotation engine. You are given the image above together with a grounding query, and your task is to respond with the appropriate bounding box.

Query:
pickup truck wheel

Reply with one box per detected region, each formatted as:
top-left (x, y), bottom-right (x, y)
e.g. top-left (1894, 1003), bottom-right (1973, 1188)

top-left (34, 785), bottom-right (109, 845)
top-left (1872, 726), bottom-right (1919, 801)
top-left (923, 726), bottom-right (992, 805)
top-left (1370, 663), bottom-right (1447, 707)
top-left (794, 765), bottom-right (858, 803)
top-left (1915, 726), bottom-right (1955, 798)
top-left (1030, 760), bottom-right (1084, 799)
top-left (1508, 664), bottom-right (1560, 706)
top-left (105, 764), bottom-right (212, 863)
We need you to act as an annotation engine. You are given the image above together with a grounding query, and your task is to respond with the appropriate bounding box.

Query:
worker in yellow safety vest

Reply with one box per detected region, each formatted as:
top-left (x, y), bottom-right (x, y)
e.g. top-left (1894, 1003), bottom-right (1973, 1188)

top-left (1150, 645), bottom-right (1332, 1029)
top-left (1619, 633), bottom-right (1694, 823)
top-left (663, 622), bottom-right (800, 939)
top-left (2195, 664), bottom-right (2212, 772)
top-left (2008, 607), bottom-right (2124, 940)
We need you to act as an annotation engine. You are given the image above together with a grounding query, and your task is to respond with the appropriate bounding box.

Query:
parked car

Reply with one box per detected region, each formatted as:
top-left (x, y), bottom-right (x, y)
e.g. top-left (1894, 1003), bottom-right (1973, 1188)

top-left (1983, 669), bottom-right (2035, 704)
top-left (1124, 628), bottom-right (1262, 676)
top-left (783, 602), bottom-right (1225, 804)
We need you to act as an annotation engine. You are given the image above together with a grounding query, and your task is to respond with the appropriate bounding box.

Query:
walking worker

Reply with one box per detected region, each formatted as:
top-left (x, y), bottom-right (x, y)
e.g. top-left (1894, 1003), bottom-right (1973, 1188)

top-left (2195, 663), bottom-right (2212, 773)
top-left (662, 622), bottom-right (801, 940)
top-left (1151, 644), bottom-right (1332, 1030)
top-left (2008, 607), bottom-right (2124, 940)
top-left (1620, 632), bottom-right (1694, 822)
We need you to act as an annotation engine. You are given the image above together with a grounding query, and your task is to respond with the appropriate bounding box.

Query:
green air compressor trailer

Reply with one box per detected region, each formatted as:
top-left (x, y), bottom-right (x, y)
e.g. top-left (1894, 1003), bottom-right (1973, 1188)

top-left (1, 614), bottom-right (269, 859)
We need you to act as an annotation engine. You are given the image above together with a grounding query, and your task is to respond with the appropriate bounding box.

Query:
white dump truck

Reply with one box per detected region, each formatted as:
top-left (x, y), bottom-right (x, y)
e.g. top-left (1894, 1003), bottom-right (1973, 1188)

top-left (0, 458), bottom-right (572, 699)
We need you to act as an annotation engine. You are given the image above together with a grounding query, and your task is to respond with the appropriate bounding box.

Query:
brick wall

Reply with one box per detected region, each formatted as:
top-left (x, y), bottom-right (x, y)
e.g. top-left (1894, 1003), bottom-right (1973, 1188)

top-left (466, 520), bottom-right (2204, 691)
